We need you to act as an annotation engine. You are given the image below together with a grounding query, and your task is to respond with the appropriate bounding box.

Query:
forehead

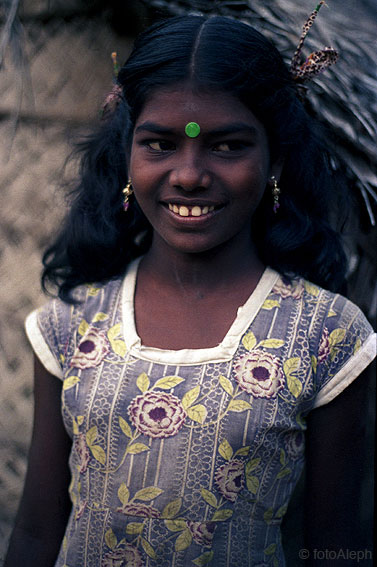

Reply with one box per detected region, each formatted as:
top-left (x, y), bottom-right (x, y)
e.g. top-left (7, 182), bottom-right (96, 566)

top-left (135, 84), bottom-right (265, 132)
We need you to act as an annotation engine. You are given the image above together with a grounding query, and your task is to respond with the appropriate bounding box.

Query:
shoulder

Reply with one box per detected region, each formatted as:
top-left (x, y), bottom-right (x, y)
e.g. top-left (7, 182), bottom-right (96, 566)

top-left (25, 277), bottom-right (124, 378)
top-left (263, 273), bottom-right (376, 407)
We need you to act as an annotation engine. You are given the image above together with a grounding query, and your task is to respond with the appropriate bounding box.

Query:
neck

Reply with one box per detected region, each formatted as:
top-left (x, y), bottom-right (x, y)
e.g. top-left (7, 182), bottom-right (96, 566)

top-left (140, 233), bottom-right (265, 295)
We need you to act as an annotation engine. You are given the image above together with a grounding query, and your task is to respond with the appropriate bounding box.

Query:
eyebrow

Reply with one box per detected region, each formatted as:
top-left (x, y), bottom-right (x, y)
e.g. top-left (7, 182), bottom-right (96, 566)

top-left (134, 121), bottom-right (259, 137)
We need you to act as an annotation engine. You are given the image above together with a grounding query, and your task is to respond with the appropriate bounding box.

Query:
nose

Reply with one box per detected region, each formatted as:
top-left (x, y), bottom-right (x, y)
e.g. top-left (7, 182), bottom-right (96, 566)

top-left (169, 147), bottom-right (211, 191)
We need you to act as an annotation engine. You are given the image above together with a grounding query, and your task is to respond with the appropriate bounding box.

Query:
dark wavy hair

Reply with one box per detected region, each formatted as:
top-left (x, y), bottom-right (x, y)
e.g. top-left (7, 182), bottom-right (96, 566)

top-left (42, 15), bottom-right (348, 301)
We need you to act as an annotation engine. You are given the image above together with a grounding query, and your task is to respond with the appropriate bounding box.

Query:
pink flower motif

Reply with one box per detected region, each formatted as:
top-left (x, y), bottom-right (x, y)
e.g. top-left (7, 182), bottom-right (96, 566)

top-left (272, 278), bottom-right (304, 299)
top-left (128, 391), bottom-right (186, 439)
top-left (234, 350), bottom-right (284, 398)
top-left (214, 459), bottom-right (245, 502)
top-left (187, 521), bottom-right (217, 547)
top-left (318, 327), bottom-right (331, 363)
top-left (102, 545), bottom-right (144, 567)
top-left (75, 433), bottom-right (91, 473)
top-left (117, 502), bottom-right (160, 518)
top-left (71, 327), bottom-right (110, 369)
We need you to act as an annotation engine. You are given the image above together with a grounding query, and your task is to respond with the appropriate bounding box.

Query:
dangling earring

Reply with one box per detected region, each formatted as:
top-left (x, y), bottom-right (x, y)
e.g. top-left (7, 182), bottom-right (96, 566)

top-left (122, 179), bottom-right (133, 212)
top-left (270, 176), bottom-right (281, 213)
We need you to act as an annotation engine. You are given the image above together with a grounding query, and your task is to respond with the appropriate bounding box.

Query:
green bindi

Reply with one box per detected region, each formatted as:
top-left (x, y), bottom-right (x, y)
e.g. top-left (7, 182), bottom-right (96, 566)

top-left (185, 122), bottom-right (201, 138)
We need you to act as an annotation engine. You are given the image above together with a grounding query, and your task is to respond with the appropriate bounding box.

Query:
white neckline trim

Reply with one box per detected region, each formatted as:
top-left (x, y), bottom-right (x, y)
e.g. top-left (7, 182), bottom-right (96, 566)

top-left (121, 258), bottom-right (280, 364)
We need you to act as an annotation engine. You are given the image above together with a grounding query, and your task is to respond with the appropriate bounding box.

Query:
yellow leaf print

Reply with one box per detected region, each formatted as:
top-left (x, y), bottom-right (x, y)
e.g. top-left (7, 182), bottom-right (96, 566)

top-left (137, 372), bottom-right (150, 393)
top-left (92, 312), bottom-right (109, 323)
top-left (311, 355), bottom-right (318, 373)
top-left (141, 537), bottom-right (157, 559)
top-left (182, 385), bottom-right (200, 409)
top-left (119, 417), bottom-right (132, 438)
top-left (118, 483), bottom-right (130, 506)
top-left (245, 457), bottom-right (261, 474)
top-left (126, 443), bottom-right (150, 454)
top-left (219, 439), bottom-right (233, 461)
top-left (78, 319), bottom-right (89, 337)
top-left (354, 338), bottom-right (361, 354)
top-left (212, 509), bottom-right (233, 521)
top-left (228, 400), bottom-right (252, 412)
top-left (161, 498), bottom-right (182, 519)
top-left (165, 518), bottom-right (187, 532)
top-left (287, 375), bottom-right (302, 398)
top-left (262, 299), bottom-right (280, 310)
top-left (86, 284), bottom-right (100, 296)
top-left (134, 486), bottom-right (164, 502)
top-left (111, 339), bottom-right (127, 357)
top-left (86, 426), bottom-right (97, 446)
top-left (192, 551), bottom-right (214, 566)
top-left (219, 375), bottom-right (234, 396)
top-left (175, 529), bottom-right (192, 552)
top-left (77, 415), bottom-right (84, 426)
top-left (283, 357), bottom-right (300, 378)
top-left (187, 404), bottom-right (207, 424)
top-left (264, 543), bottom-right (277, 555)
top-left (329, 328), bottom-right (346, 347)
top-left (154, 375), bottom-right (185, 389)
top-left (246, 475), bottom-right (259, 494)
top-left (126, 522), bottom-right (144, 535)
top-left (63, 375), bottom-right (80, 390)
top-left (90, 445), bottom-right (106, 465)
top-left (105, 528), bottom-right (117, 550)
top-left (234, 445), bottom-right (251, 457)
top-left (107, 323), bottom-right (122, 341)
top-left (200, 488), bottom-right (218, 508)
top-left (242, 331), bottom-right (257, 351)
top-left (304, 281), bottom-right (319, 296)
top-left (264, 507), bottom-right (273, 524)
top-left (258, 338), bottom-right (284, 349)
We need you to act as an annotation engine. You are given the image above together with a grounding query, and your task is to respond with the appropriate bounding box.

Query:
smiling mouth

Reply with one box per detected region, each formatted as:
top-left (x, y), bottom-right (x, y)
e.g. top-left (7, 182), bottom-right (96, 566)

top-left (167, 203), bottom-right (217, 217)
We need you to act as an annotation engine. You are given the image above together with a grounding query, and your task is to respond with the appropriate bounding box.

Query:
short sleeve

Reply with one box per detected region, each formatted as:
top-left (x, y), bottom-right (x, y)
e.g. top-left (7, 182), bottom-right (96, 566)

top-left (25, 298), bottom-right (74, 380)
top-left (312, 295), bottom-right (376, 408)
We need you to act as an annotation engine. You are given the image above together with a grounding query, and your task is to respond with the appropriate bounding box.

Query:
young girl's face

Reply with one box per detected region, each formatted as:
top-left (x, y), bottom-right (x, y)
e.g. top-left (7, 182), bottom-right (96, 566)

top-left (129, 83), bottom-right (280, 256)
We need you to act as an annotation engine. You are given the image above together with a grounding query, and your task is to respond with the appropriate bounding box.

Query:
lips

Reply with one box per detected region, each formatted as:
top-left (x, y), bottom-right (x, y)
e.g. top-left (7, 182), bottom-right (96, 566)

top-left (167, 203), bottom-right (216, 217)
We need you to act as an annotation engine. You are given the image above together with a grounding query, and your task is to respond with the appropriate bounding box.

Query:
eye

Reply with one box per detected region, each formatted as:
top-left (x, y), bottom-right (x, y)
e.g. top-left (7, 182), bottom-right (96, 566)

top-left (144, 139), bottom-right (175, 152)
top-left (212, 141), bottom-right (249, 152)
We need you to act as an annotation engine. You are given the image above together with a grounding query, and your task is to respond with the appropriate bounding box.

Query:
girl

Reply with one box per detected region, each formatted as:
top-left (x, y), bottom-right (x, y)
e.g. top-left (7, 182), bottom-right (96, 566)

top-left (5, 13), bottom-right (376, 567)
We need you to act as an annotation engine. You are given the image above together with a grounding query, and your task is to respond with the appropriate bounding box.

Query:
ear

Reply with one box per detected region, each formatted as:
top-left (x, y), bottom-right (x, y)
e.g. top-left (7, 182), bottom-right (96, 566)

top-left (269, 155), bottom-right (285, 182)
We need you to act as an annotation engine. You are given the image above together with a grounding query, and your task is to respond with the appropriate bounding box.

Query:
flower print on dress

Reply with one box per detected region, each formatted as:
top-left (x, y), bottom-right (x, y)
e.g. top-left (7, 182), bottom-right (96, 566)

top-left (128, 391), bottom-right (187, 439)
top-left (272, 277), bottom-right (304, 299)
top-left (75, 433), bottom-right (91, 473)
top-left (187, 521), bottom-right (217, 547)
top-left (117, 502), bottom-right (160, 518)
top-left (284, 431), bottom-right (305, 461)
top-left (318, 327), bottom-right (331, 363)
top-left (234, 350), bottom-right (284, 398)
top-left (70, 327), bottom-right (110, 369)
top-left (214, 459), bottom-right (245, 502)
top-left (102, 544), bottom-right (144, 567)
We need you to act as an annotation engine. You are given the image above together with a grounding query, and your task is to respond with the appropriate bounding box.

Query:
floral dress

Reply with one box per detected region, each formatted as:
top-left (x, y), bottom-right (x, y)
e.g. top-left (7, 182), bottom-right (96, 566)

top-left (25, 259), bottom-right (376, 567)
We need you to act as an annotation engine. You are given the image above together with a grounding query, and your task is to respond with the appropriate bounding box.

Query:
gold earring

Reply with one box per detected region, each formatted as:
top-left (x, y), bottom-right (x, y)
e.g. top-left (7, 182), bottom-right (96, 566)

top-left (122, 179), bottom-right (133, 212)
top-left (270, 176), bottom-right (281, 213)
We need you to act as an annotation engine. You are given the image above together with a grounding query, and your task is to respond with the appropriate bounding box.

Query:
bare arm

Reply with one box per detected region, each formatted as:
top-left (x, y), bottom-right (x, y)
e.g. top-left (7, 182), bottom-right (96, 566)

top-left (304, 367), bottom-right (374, 565)
top-left (4, 355), bottom-right (72, 567)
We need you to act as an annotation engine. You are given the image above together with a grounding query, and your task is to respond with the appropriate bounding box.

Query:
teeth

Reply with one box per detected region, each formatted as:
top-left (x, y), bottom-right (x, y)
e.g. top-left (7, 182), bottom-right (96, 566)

top-left (168, 203), bottom-right (216, 217)
top-left (179, 206), bottom-right (189, 216)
